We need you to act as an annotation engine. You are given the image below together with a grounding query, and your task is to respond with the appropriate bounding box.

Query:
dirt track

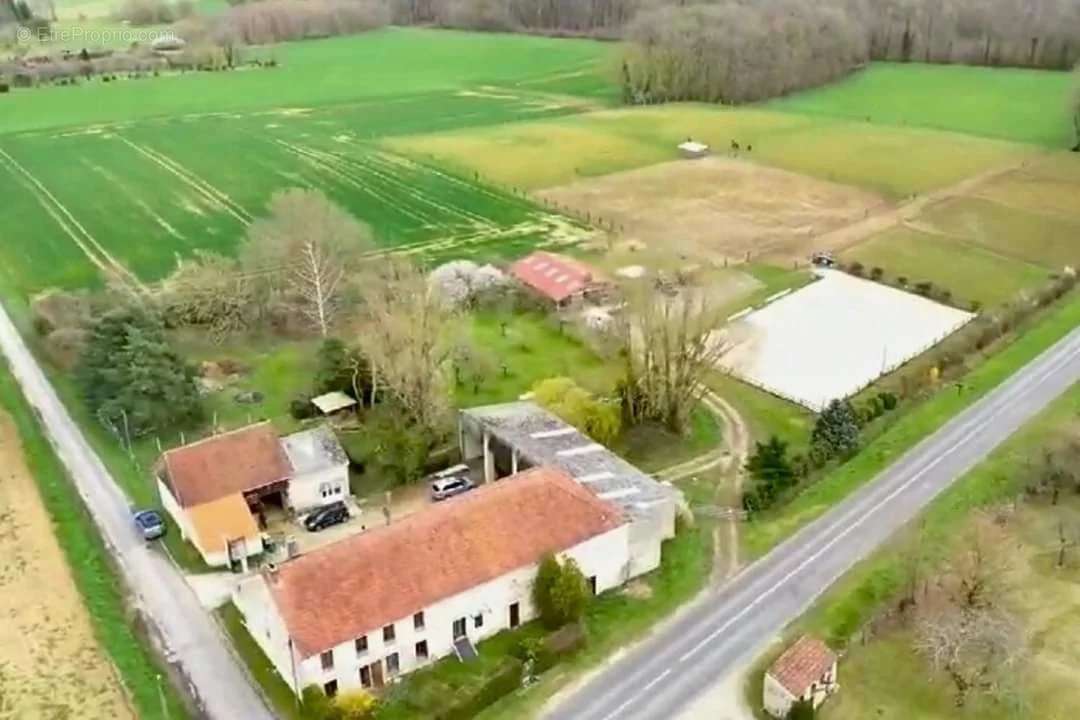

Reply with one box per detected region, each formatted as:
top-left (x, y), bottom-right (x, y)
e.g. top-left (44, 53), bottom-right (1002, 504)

top-left (0, 412), bottom-right (134, 720)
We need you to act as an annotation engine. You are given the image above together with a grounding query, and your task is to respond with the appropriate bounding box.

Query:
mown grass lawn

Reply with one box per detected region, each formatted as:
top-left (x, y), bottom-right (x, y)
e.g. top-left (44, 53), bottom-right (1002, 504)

top-left (767, 62), bottom-right (1076, 148)
top-left (742, 290), bottom-right (1080, 559)
top-left (0, 364), bottom-right (191, 719)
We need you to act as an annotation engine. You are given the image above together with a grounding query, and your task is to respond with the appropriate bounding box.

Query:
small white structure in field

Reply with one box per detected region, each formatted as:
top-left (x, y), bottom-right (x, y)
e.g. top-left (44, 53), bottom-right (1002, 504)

top-left (233, 467), bottom-right (628, 696)
top-left (763, 635), bottom-right (838, 718)
top-left (677, 140), bottom-right (710, 159)
top-left (311, 391), bottom-right (357, 417)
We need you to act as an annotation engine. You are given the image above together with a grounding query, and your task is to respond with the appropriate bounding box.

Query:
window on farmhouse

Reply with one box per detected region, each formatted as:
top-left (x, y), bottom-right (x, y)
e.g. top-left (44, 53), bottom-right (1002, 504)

top-left (320, 650), bottom-right (334, 671)
top-left (589, 576), bottom-right (598, 596)
top-left (359, 665), bottom-right (371, 688)
top-left (415, 640), bottom-right (429, 660)
top-left (413, 611), bottom-right (425, 630)
top-left (355, 636), bottom-right (367, 655)
top-left (323, 679), bottom-right (338, 697)
top-left (383, 624), bottom-right (396, 643)
top-left (386, 652), bottom-right (400, 676)
top-left (474, 614), bottom-right (484, 629)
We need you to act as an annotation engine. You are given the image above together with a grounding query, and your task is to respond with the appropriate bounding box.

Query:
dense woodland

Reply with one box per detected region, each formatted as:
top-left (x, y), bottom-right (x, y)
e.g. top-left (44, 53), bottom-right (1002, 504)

top-left (386, 0), bottom-right (1080, 103)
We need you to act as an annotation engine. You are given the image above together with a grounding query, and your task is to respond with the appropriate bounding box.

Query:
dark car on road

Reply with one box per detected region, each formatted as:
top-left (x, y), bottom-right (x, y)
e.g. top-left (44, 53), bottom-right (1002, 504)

top-left (133, 509), bottom-right (166, 541)
top-left (303, 501), bottom-right (350, 532)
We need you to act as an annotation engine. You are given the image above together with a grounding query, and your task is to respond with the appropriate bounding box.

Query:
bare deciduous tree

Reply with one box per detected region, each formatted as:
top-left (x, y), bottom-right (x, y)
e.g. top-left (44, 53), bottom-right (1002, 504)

top-left (158, 251), bottom-right (256, 342)
top-left (358, 256), bottom-right (456, 435)
top-left (243, 189), bottom-right (373, 337)
top-left (618, 284), bottom-right (728, 433)
top-left (916, 605), bottom-right (1026, 707)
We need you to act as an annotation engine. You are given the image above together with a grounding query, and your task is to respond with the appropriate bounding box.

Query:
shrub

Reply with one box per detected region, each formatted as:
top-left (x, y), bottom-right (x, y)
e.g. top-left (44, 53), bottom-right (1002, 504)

top-left (440, 659), bottom-right (523, 720)
top-left (914, 280), bottom-right (934, 296)
top-left (811, 399), bottom-right (861, 462)
top-left (869, 266), bottom-right (884, 281)
top-left (847, 261), bottom-right (865, 277)
top-left (532, 377), bottom-right (621, 445)
top-left (787, 697), bottom-right (816, 720)
top-left (532, 555), bottom-right (590, 629)
top-left (0, 82), bottom-right (9, 93)
top-left (290, 394), bottom-right (315, 420)
top-left (897, 276), bottom-right (908, 287)
top-left (335, 690), bottom-right (377, 719)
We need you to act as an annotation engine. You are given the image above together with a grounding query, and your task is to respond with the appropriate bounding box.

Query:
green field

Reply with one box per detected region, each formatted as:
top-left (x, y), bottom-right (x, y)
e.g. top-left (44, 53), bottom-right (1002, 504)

top-left (845, 226), bottom-right (1051, 308)
top-left (389, 104), bottom-right (1030, 196)
top-left (0, 28), bottom-right (623, 296)
top-left (768, 62), bottom-right (1076, 148)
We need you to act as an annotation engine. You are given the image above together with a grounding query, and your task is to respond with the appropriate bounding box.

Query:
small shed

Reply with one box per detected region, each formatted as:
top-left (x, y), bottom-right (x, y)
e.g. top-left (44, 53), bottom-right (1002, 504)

top-left (763, 635), bottom-right (838, 718)
top-left (311, 391), bottom-right (358, 417)
top-left (677, 140), bottom-right (710, 159)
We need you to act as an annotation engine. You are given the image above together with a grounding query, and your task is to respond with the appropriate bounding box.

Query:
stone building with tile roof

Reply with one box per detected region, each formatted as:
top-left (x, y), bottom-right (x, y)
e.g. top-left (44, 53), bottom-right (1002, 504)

top-left (763, 634), bottom-right (839, 717)
top-left (156, 423), bottom-right (349, 568)
top-left (233, 467), bottom-right (631, 696)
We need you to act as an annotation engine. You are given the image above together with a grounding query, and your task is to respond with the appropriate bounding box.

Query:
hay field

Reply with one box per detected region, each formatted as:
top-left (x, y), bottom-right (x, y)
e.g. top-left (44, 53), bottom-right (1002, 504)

top-left (537, 156), bottom-right (884, 264)
top-left (0, 412), bottom-right (134, 719)
top-left (843, 154), bottom-right (1080, 308)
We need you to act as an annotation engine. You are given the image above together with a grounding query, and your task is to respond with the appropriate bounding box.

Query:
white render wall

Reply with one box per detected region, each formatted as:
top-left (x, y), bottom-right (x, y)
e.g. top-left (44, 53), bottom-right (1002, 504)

top-left (288, 463), bottom-right (349, 513)
top-left (763, 673), bottom-right (797, 718)
top-left (237, 522), bottom-right (631, 696)
top-left (158, 480), bottom-right (263, 568)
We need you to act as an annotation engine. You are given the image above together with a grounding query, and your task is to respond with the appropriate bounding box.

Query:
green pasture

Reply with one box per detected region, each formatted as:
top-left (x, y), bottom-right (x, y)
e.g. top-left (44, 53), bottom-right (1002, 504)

top-left (0, 28), bottom-right (616, 135)
top-left (390, 104), bottom-right (1031, 197)
top-left (844, 226), bottom-right (1051, 308)
top-left (768, 62), bottom-right (1076, 148)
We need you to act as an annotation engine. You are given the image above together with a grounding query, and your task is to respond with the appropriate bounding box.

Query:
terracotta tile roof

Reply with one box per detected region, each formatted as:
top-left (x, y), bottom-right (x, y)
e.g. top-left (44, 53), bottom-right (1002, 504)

top-left (188, 494), bottom-right (260, 554)
top-left (510, 251), bottom-right (597, 303)
top-left (266, 466), bottom-right (624, 657)
top-left (162, 423), bottom-right (292, 507)
top-left (768, 635), bottom-right (837, 697)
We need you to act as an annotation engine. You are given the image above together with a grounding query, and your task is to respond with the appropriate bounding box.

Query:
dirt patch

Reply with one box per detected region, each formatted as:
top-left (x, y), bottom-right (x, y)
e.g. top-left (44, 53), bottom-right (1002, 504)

top-left (0, 412), bottom-right (134, 719)
top-left (536, 157), bottom-right (885, 264)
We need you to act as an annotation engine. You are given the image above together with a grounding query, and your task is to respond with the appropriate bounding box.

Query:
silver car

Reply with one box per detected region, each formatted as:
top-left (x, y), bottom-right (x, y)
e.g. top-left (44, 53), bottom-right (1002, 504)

top-left (430, 474), bottom-right (474, 502)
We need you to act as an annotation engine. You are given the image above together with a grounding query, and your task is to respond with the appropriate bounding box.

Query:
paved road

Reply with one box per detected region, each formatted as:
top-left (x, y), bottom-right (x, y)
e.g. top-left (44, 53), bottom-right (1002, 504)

top-left (549, 324), bottom-right (1080, 720)
top-left (0, 306), bottom-right (275, 720)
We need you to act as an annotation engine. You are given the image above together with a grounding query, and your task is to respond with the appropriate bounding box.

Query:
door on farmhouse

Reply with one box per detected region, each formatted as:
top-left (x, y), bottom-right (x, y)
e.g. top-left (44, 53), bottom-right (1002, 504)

top-left (509, 603), bottom-right (520, 629)
top-left (370, 661), bottom-right (385, 689)
top-left (453, 617), bottom-right (467, 641)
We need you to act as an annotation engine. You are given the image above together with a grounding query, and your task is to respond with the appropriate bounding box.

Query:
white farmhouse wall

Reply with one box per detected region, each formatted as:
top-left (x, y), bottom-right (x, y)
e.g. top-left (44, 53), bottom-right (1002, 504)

top-left (158, 479), bottom-right (195, 543)
top-left (288, 464), bottom-right (349, 513)
top-left (240, 522), bottom-right (630, 696)
top-left (763, 673), bottom-right (797, 718)
top-left (627, 501), bottom-right (676, 577)
top-left (235, 575), bottom-right (305, 692)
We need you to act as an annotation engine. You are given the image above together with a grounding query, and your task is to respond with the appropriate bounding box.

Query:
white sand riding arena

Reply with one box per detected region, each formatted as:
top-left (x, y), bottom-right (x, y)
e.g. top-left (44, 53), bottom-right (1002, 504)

top-left (719, 271), bottom-right (974, 410)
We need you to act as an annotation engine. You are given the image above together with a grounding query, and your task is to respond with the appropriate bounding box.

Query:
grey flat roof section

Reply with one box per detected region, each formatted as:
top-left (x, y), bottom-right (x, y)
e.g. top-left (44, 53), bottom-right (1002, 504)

top-left (281, 425), bottom-right (348, 475)
top-left (462, 402), bottom-right (676, 520)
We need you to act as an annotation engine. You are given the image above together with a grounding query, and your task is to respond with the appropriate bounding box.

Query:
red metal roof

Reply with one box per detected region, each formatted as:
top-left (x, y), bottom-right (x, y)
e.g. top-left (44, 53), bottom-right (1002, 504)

top-left (510, 251), bottom-right (596, 303)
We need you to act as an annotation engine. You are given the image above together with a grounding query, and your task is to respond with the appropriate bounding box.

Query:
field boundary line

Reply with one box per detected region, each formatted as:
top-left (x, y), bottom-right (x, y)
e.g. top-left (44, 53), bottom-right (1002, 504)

top-left (274, 139), bottom-right (435, 225)
top-left (116, 137), bottom-right (253, 226)
top-left (0, 146), bottom-right (144, 293)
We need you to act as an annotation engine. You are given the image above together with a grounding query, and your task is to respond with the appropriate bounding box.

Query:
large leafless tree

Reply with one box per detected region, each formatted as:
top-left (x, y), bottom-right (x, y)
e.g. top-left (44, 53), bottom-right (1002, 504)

top-left (243, 189), bottom-right (373, 337)
top-left (618, 284), bottom-right (728, 434)
top-left (357, 256), bottom-right (456, 435)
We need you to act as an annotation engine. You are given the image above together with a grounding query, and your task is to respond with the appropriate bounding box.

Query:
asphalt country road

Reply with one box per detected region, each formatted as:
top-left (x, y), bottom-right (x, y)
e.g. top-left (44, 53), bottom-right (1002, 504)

top-left (0, 305), bottom-right (275, 720)
top-left (549, 323), bottom-right (1080, 720)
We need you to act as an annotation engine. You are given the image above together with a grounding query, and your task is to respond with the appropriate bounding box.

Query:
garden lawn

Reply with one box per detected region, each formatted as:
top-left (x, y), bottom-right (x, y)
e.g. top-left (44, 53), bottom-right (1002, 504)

top-left (0, 365), bottom-right (190, 719)
top-left (843, 226), bottom-right (1051, 308)
top-left (742, 290), bottom-right (1080, 559)
top-left (455, 310), bottom-right (618, 406)
top-left (768, 62), bottom-right (1076, 148)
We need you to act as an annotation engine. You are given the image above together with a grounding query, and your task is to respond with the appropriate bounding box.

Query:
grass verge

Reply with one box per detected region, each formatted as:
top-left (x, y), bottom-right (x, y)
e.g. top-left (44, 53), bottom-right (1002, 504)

top-left (217, 602), bottom-right (304, 720)
top-left (0, 365), bottom-right (190, 719)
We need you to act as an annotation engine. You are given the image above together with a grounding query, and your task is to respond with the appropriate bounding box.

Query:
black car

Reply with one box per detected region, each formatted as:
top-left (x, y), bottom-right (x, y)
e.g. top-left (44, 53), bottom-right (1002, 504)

top-left (303, 502), bottom-right (350, 532)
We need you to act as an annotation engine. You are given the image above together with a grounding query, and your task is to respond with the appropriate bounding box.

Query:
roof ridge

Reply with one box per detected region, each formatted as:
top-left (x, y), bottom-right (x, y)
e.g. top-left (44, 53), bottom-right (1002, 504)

top-left (163, 420), bottom-right (274, 456)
